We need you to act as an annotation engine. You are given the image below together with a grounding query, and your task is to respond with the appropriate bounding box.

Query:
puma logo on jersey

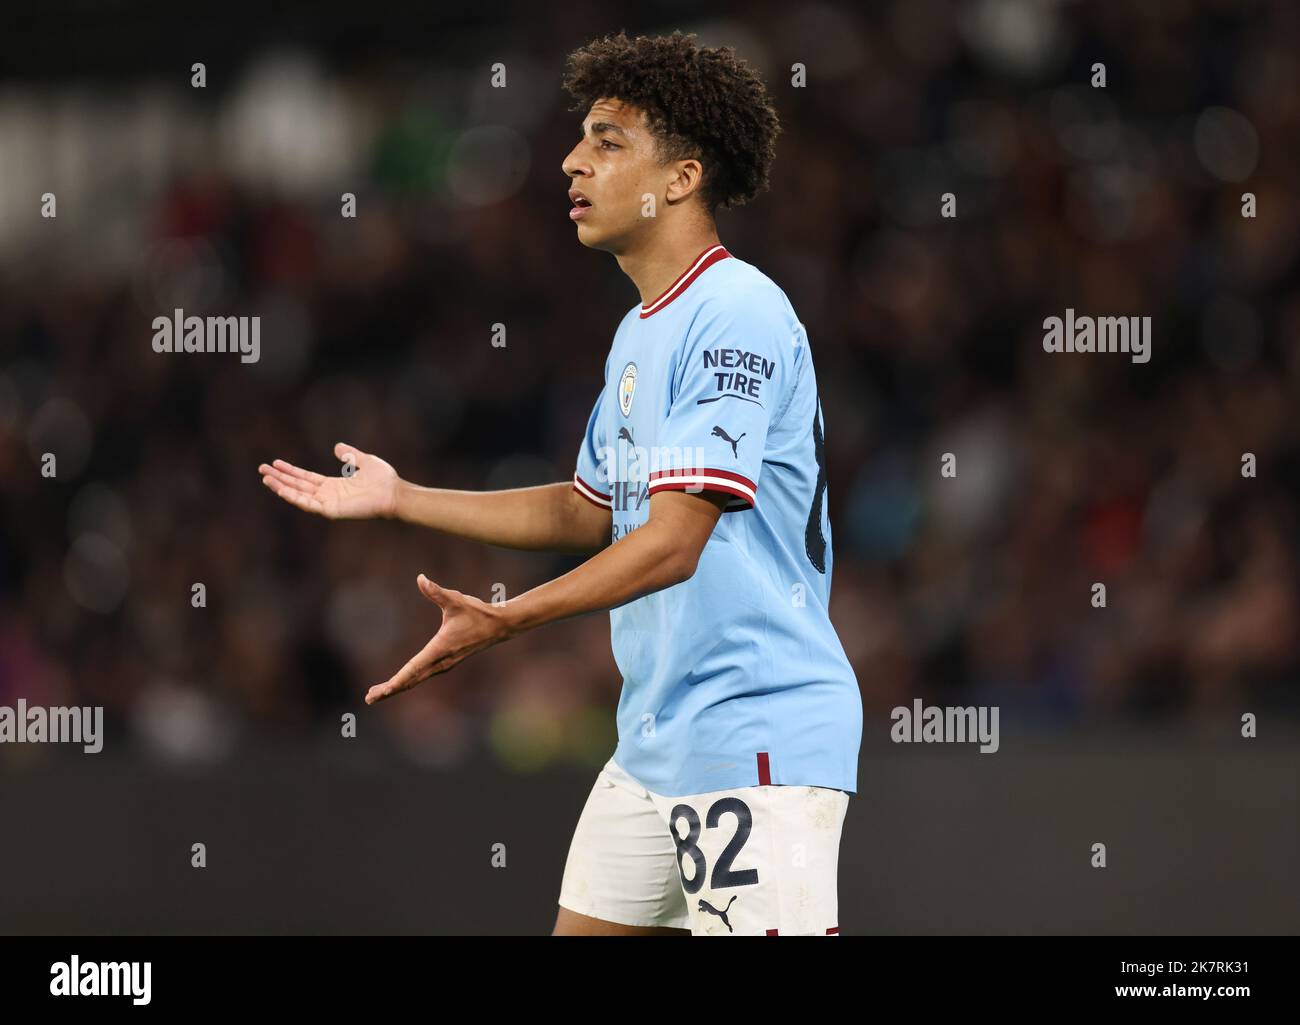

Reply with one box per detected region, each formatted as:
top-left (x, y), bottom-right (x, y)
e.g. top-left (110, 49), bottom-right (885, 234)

top-left (617, 426), bottom-right (635, 446)
top-left (711, 425), bottom-right (745, 457)
top-left (698, 895), bottom-right (738, 932)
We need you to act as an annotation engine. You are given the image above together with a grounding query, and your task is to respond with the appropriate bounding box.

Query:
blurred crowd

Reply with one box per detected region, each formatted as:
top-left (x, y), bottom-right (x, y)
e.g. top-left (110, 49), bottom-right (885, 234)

top-left (2, 0), bottom-right (1298, 769)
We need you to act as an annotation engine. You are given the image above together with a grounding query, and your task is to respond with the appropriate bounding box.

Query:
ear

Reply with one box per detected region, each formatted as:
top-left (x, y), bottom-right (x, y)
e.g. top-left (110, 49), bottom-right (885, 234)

top-left (665, 157), bottom-right (705, 206)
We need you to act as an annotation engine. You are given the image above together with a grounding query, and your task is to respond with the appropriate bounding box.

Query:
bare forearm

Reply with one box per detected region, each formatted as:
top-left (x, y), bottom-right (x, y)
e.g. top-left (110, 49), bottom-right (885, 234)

top-left (362, 492), bottom-right (724, 704)
top-left (393, 480), bottom-right (609, 553)
top-left (499, 519), bottom-right (692, 635)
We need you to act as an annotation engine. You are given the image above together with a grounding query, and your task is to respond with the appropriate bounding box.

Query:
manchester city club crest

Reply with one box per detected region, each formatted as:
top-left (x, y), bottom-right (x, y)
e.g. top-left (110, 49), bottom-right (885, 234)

top-left (619, 361), bottom-right (637, 416)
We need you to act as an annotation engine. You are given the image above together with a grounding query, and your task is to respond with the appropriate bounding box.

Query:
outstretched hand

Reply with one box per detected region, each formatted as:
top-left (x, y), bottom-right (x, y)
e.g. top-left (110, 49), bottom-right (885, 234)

top-left (259, 442), bottom-right (400, 520)
top-left (365, 575), bottom-right (514, 704)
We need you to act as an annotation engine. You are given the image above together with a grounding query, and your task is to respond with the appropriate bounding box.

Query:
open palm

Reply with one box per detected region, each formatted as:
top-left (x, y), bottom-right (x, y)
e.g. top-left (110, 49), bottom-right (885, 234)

top-left (365, 575), bottom-right (511, 704)
top-left (259, 442), bottom-right (399, 520)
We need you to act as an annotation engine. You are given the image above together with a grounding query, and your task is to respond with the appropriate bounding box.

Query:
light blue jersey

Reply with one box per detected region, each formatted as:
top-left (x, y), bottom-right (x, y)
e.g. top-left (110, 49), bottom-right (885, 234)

top-left (572, 244), bottom-right (862, 797)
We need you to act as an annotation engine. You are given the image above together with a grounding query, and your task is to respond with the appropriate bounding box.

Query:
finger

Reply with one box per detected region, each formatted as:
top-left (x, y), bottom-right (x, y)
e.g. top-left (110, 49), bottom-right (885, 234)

top-left (270, 459), bottom-right (327, 485)
top-left (262, 474), bottom-right (324, 513)
top-left (334, 441), bottom-right (362, 466)
top-left (366, 649), bottom-right (438, 704)
top-left (260, 466), bottom-right (316, 495)
top-left (262, 474), bottom-right (327, 515)
top-left (365, 680), bottom-right (409, 705)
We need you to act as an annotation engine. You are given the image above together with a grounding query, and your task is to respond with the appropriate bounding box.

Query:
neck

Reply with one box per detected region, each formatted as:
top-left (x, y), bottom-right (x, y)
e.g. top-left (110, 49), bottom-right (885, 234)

top-left (615, 220), bottom-right (723, 308)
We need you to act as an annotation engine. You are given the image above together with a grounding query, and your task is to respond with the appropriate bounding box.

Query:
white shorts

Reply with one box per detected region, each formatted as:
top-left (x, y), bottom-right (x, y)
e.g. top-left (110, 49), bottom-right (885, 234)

top-left (558, 756), bottom-right (849, 935)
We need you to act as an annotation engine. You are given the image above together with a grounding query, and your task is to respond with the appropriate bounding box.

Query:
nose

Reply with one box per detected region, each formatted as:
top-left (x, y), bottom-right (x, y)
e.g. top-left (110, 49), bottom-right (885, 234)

top-left (562, 141), bottom-right (590, 181)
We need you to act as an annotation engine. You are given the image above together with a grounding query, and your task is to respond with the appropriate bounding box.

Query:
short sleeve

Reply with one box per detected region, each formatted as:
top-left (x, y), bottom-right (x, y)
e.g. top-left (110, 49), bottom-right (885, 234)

top-left (572, 385), bottom-right (612, 510)
top-left (647, 298), bottom-right (792, 511)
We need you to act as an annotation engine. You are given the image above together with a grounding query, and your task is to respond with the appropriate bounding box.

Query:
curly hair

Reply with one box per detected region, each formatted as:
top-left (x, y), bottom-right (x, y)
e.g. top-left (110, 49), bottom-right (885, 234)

top-left (561, 30), bottom-right (781, 213)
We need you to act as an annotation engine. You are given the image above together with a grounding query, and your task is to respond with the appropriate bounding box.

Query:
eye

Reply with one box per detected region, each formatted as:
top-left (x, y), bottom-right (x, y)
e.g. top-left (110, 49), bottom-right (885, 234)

top-left (600, 139), bottom-right (620, 150)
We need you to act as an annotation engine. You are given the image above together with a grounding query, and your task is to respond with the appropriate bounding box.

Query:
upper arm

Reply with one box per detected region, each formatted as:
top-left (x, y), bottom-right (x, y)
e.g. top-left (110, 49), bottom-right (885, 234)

top-left (572, 378), bottom-right (612, 512)
top-left (567, 381), bottom-right (613, 550)
top-left (645, 294), bottom-right (794, 512)
top-left (646, 489), bottom-right (728, 577)
top-left (562, 479), bottom-right (613, 552)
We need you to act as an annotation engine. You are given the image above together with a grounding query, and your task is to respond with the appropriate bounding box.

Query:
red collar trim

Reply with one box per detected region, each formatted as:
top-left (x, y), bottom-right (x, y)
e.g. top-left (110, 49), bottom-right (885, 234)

top-left (639, 244), bottom-right (731, 318)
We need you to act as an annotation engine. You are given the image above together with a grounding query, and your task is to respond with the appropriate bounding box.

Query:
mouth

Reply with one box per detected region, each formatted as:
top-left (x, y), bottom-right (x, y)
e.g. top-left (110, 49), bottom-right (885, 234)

top-left (569, 191), bottom-right (593, 220)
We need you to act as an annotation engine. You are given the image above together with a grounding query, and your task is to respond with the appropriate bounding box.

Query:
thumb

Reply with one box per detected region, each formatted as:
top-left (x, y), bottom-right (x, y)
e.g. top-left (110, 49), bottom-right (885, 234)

top-left (417, 574), bottom-right (448, 606)
top-left (334, 441), bottom-right (362, 466)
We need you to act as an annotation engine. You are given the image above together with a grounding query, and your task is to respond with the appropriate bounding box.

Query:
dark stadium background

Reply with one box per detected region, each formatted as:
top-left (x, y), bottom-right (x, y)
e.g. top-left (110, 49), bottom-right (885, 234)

top-left (1, 0), bottom-right (1297, 933)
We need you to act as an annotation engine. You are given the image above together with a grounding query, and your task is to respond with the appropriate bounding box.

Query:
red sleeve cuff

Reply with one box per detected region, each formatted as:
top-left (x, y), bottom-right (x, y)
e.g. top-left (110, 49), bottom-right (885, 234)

top-left (573, 472), bottom-right (612, 509)
top-left (646, 467), bottom-right (756, 509)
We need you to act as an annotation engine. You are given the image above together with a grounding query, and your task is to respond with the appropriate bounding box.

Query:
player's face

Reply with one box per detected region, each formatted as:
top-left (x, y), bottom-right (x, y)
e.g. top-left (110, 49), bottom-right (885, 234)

top-left (562, 99), bottom-right (668, 253)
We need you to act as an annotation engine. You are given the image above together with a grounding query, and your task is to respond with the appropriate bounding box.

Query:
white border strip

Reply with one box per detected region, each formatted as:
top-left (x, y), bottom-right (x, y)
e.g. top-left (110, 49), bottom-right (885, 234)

top-left (640, 244), bottom-right (727, 316)
top-left (573, 473), bottom-right (612, 508)
top-left (647, 472), bottom-right (756, 506)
